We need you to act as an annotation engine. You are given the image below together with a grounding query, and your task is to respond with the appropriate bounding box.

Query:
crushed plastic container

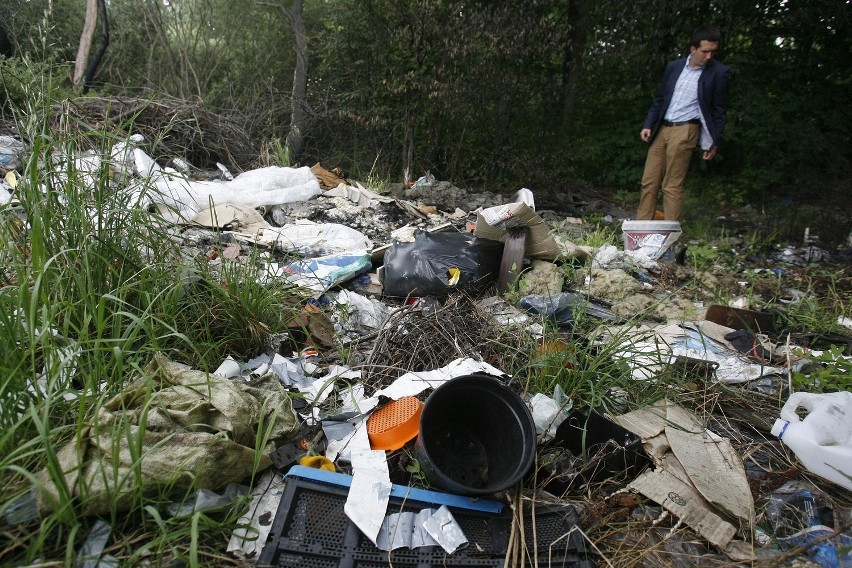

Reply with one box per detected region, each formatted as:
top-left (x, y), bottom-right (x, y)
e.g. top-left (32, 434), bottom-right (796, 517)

top-left (771, 391), bottom-right (852, 491)
top-left (622, 220), bottom-right (682, 258)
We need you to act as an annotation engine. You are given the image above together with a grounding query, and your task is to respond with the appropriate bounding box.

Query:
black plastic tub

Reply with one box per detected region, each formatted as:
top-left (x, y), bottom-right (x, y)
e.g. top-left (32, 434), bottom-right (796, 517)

top-left (414, 374), bottom-right (536, 495)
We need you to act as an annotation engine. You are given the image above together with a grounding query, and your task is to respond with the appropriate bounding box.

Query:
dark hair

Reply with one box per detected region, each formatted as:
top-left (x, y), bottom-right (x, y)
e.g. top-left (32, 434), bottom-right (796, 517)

top-left (690, 27), bottom-right (721, 48)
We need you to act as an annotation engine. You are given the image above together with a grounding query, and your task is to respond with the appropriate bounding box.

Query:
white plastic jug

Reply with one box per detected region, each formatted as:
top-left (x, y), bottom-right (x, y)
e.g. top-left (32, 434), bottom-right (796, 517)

top-left (771, 391), bottom-right (852, 491)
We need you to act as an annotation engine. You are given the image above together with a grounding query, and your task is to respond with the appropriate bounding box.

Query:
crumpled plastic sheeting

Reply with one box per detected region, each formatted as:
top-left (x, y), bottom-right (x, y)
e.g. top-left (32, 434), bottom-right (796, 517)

top-left (36, 354), bottom-right (299, 516)
top-left (672, 323), bottom-right (784, 384)
top-left (129, 152), bottom-right (321, 222)
top-left (254, 222), bottom-right (372, 256)
top-left (265, 251), bottom-right (371, 297)
top-left (605, 323), bottom-right (784, 384)
top-left (0, 135), bottom-right (27, 171)
top-left (335, 290), bottom-right (389, 330)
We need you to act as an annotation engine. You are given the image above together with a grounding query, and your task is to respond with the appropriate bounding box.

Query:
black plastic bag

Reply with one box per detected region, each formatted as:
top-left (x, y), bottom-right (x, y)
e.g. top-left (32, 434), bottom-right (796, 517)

top-left (382, 230), bottom-right (504, 298)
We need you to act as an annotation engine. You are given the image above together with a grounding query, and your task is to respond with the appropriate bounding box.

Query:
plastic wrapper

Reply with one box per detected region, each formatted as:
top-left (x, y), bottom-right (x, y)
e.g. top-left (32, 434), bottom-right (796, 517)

top-left (0, 135), bottom-right (26, 171)
top-left (382, 230), bottom-right (503, 298)
top-left (256, 223), bottom-right (372, 255)
top-left (271, 251), bottom-right (371, 297)
top-left (518, 292), bottom-right (583, 327)
top-left (765, 485), bottom-right (851, 568)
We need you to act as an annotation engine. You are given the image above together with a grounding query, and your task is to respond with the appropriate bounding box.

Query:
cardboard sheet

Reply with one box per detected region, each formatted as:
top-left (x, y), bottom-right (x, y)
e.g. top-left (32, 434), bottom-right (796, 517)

top-left (613, 400), bottom-right (755, 558)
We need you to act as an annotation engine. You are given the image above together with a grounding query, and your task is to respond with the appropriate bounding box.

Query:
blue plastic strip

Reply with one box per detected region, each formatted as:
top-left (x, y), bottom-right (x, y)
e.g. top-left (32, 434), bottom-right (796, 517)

top-left (285, 465), bottom-right (505, 514)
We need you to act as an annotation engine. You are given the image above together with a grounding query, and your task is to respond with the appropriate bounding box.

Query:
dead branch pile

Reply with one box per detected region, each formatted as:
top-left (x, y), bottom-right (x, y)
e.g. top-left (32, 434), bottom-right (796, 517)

top-left (358, 294), bottom-right (534, 391)
top-left (51, 96), bottom-right (258, 171)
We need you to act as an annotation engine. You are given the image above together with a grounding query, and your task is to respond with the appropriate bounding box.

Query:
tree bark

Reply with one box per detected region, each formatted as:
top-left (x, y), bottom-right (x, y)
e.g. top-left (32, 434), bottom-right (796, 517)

top-left (403, 110), bottom-right (414, 184)
top-left (282, 0), bottom-right (308, 165)
top-left (80, 0), bottom-right (109, 94)
top-left (560, 0), bottom-right (589, 136)
top-left (74, 0), bottom-right (99, 87)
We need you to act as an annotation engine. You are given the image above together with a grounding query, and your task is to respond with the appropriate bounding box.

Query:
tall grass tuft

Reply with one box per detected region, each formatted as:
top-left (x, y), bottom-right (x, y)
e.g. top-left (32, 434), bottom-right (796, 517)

top-left (0, 63), bottom-right (303, 565)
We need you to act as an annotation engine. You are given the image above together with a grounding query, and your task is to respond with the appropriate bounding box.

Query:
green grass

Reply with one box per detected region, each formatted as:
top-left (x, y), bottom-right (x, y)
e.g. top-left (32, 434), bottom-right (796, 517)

top-left (0, 86), bottom-right (306, 565)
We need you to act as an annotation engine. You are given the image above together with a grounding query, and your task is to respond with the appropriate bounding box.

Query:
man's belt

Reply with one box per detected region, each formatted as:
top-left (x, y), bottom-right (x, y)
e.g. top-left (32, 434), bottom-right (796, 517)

top-left (662, 119), bottom-right (701, 127)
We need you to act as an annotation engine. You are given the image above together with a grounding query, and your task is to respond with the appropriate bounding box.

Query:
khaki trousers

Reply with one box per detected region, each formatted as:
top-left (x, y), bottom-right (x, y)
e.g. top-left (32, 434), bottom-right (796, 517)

top-left (636, 123), bottom-right (700, 221)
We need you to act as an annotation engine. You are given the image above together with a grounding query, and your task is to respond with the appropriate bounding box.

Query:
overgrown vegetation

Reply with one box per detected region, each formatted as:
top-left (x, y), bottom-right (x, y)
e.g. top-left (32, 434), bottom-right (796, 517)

top-left (2, 0), bottom-right (849, 216)
top-left (0, 87), bottom-right (307, 563)
top-left (0, 3), bottom-right (850, 565)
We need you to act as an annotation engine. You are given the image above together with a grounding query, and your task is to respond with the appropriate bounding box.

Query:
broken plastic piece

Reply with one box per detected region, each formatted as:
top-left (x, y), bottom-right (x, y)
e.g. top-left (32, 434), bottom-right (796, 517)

top-left (77, 519), bottom-right (114, 568)
top-left (298, 455), bottom-right (335, 472)
top-left (367, 396), bottom-right (423, 451)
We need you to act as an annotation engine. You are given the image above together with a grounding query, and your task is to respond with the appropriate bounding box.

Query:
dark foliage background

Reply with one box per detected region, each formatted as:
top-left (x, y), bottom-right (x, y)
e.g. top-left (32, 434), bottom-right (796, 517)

top-left (1, 0), bottom-right (849, 208)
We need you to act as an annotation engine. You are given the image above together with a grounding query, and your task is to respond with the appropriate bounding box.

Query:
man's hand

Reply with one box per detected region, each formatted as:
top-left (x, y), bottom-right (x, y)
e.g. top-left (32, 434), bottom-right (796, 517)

top-left (640, 128), bottom-right (652, 142)
top-left (703, 147), bottom-right (717, 160)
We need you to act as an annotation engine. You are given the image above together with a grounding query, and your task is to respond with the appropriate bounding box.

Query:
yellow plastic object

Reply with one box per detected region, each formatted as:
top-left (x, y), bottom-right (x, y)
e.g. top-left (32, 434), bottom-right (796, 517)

top-left (367, 396), bottom-right (423, 451)
top-left (447, 267), bottom-right (461, 286)
top-left (298, 455), bottom-right (335, 472)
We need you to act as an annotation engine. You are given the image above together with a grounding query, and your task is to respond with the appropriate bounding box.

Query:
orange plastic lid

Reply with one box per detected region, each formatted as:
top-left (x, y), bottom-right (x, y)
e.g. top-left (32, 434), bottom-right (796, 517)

top-left (367, 396), bottom-right (423, 451)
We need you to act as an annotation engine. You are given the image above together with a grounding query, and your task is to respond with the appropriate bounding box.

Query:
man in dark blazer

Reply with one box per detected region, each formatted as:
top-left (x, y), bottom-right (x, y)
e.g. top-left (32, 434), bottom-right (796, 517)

top-left (636, 28), bottom-right (730, 221)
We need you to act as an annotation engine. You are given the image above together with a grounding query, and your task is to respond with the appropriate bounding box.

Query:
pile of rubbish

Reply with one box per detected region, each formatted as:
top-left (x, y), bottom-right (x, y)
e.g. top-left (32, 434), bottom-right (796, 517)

top-left (1, 132), bottom-right (850, 567)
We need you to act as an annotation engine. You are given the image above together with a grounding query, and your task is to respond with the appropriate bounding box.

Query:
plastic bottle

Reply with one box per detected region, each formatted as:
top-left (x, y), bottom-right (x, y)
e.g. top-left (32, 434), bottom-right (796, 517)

top-left (771, 391), bottom-right (852, 491)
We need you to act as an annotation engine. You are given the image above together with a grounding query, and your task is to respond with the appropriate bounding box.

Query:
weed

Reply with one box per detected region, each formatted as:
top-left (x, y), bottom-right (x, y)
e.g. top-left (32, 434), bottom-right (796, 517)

top-left (257, 137), bottom-right (291, 168)
top-left (792, 346), bottom-right (852, 392)
top-left (0, 87), bottom-right (305, 565)
top-left (403, 453), bottom-right (430, 488)
top-left (685, 242), bottom-right (717, 273)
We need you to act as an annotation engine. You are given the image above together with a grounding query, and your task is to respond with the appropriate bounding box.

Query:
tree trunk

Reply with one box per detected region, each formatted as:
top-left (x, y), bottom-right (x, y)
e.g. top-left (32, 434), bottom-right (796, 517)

top-left (73, 0), bottom-right (99, 87)
top-left (80, 0), bottom-right (109, 94)
top-left (282, 0), bottom-right (308, 165)
top-left (403, 110), bottom-right (414, 184)
top-left (559, 0), bottom-right (589, 136)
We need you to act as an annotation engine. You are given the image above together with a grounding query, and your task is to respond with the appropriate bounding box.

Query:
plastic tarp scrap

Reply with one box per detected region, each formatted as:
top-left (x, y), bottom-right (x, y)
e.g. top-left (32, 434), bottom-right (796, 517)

top-left (35, 354), bottom-right (299, 517)
top-left (253, 222), bottom-right (372, 256)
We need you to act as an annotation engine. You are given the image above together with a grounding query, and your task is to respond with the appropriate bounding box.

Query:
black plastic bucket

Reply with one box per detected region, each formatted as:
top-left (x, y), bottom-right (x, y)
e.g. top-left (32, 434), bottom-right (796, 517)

top-left (414, 374), bottom-right (536, 495)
